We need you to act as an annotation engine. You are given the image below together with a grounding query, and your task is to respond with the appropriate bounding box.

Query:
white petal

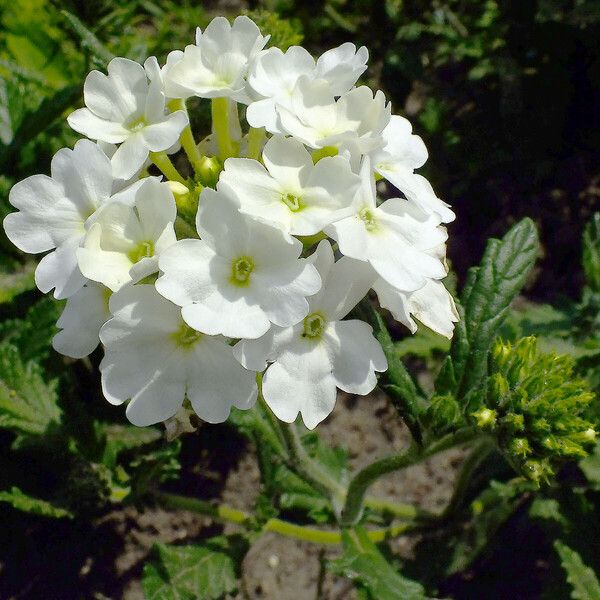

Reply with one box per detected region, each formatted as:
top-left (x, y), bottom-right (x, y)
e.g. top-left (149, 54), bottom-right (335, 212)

top-left (110, 135), bottom-right (149, 180)
top-left (324, 320), bottom-right (386, 395)
top-left (52, 282), bottom-right (110, 358)
top-left (67, 108), bottom-right (129, 143)
top-left (36, 237), bottom-right (86, 299)
top-left (316, 43), bottom-right (368, 95)
top-left (141, 110), bottom-right (188, 151)
top-left (187, 338), bottom-right (257, 423)
top-left (262, 339), bottom-right (337, 429)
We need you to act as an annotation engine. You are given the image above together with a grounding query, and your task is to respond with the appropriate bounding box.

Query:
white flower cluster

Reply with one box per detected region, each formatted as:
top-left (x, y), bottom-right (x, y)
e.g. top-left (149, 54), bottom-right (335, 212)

top-left (3, 16), bottom-right (458, 429)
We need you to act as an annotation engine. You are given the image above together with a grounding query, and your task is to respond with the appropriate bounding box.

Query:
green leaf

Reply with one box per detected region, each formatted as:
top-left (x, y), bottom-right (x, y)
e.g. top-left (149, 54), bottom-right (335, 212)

top-left (331, 526), bottom-right (432, 600)
top-left (0, 343), bottom-right (61, 437)
top-left (356, 300), bottom-right (422, 443)
top-left (0, 486), bottom-right (73, 519)
top-left (142, 540), bottom-right (239, 600)
top-left (580, 442), bottom-right (600, 489)
top-left (555, 540), bottom-right (600, 600)
top-left (0, 259), bottom-right (36, 303)
top-left (61, 10), bottom-right (114, 66)
top-left (451, 218), bottom-right (539, 397)
top-left (395, 326), bottom-right (451, 359)
top-left (583, 213), bottom-right (600, 292)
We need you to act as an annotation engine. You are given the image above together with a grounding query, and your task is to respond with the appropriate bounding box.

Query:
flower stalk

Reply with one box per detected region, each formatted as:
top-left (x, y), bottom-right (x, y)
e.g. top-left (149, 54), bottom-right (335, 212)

top-left (211, 97), bottom-right (235, 160)
top-left (149, 151), bottom-right (186, 184)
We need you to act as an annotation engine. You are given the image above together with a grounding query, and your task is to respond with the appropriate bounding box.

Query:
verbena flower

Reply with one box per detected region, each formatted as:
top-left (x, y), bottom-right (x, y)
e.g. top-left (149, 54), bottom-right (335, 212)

top-left (246, 43), bottom-right (367, 132)
top-left (219, 135), bottom-right (360, 235)
top-left (67, 57), bottom-right (188, 179)
top-left (326, 159), bottom-right (448, 292)
top-left (100, 285), bottom-right (258, 426)
top-left (77, 178), bottom-right (177, 291)
top-left (156, 187), bottom-right (321, 339)
top-left (4, 140), bottom-right (125, 299)
top-left (167, 16), bottom-right (269, 102)
top-left (234, 241), bottom-right (386, 429)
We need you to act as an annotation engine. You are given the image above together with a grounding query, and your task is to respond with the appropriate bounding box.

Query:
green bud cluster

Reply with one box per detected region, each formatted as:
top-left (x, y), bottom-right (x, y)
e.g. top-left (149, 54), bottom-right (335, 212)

top-left (425, 394), bottom-right (463, 434)
top-left (472, 337), bottom-right (598, 484)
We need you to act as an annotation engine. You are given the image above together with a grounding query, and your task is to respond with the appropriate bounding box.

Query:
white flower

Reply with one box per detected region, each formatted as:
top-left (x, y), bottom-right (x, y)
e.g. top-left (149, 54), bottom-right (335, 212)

top-left (314, 42), bottom-right (369, 96)
top-left (246, 42), bottom-right (367, 132)
top-left (325, 158), bottom-right (448, 292)
top-left (277, 79), bottom-right (390, 153)
top-left (234, 240), bottom-right (386, 429)
top-left (373, 277), bottom-right (459, 338)
top-left (100, 285), bottom-right (257, 426)
top-left (3, 140), bottom-right (122, 299)
top-left (167, 16), bottom-right (269, 103)
top-left (219, 135), bottom-right (360, 235)
top-left (77, 178), bottom-right (177, 292)
top-left (52, 282), bottom-right (111, 358)
top-left (370, 115), bottom-right (455, 223)
top-left (67, 57), bottom-right (188, 180)
top-left (144, 52), bottom-right (188, 100)
top-left (156, 187), bottom-right (321, 339)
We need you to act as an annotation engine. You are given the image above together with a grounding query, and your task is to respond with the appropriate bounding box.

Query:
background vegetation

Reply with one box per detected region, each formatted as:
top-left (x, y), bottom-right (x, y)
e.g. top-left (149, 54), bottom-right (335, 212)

top-left (0, 1), bottom-right (599, 598)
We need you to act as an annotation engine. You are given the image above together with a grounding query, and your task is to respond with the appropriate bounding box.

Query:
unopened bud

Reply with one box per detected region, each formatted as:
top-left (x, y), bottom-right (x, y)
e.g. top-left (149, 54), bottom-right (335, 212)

top-left (472, 407), bottom-right (496, 429)
top-left (509, 437), bottom-right (531, 459)
top-left (197, 156), bottom-right (222, 188)
top-left (167, 180), bottom-right (198, 224)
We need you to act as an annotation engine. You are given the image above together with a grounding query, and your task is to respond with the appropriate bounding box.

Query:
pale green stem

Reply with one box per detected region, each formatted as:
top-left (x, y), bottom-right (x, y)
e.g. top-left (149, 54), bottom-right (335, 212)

top-left (149, 151), bottom-right (186, 184)
top-left (211, 97), bottom-right (235, 160)
top-left (341, 427), bottom-right (479, 526)
top-left (170, 98), bottom-right (204, 173)
top-left (154, 491), bottom-right (412, 545)
top-left (246, 126), bottom-right (265, 160)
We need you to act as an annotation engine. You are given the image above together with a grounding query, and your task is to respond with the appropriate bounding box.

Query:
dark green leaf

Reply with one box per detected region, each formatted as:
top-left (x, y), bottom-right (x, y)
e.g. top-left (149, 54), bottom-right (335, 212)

top-left (583, 213), bottom-right (600, 292)
top-left (330, 526), bottom-right (432, 600)
top-left (0, 259), bottom-right (36, 304)
top-left (0, 486), bottom-right (73, 519)
top-left (555, 540), bottom-right (600, 600)
top-left (0, 343), bottom-right (61, 437)
top-left (142, 540), bottom-right (240, 600)
top-left (451, 218), bottom-right (539, 397)
top-left (61, 10), bottom-right (114, 66)
top-left (580, 442), bottom-right (600, 489)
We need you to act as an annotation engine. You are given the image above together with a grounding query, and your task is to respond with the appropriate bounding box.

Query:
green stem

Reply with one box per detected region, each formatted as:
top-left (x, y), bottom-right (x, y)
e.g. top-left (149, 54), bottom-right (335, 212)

top-left (154, 491), bottom-right (412, 545)
top-left (341, 427), bottom-right (479, 526)
top-left (170, 99), bottom-right (204, 173)
top-left (211, 97), bottom-right (235, 161)
top-left (149, 151), bottom-right (186, 184)
top-left (246, 126), bottom-right (265, 160)
top-left (442, 437), bottom-right (495, 519)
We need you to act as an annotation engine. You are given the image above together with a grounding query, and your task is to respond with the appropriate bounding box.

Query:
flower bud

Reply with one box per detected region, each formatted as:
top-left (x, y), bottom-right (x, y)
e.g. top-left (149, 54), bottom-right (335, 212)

top-left (167, 180), bottom-right (198, 224)
top-left (509, 437), bottom-right (531, 459)
top-left (197, 156), bottom-right (222, 188)
top-left (472, 407), bottom-right (496, 430)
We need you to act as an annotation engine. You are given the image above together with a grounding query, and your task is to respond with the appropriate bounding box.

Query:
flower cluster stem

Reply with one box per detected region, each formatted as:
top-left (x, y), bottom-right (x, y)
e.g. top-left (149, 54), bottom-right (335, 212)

top-left (246, 126), bottom-right (265, 160)
top-left (341, 427), bottom-right (479, 526)
top-left (211, 97), bottom-right (235, 161)
top-left (149, 151), bottom-right (186, 184)
top-left (153, 491), bottom-right (412, 545)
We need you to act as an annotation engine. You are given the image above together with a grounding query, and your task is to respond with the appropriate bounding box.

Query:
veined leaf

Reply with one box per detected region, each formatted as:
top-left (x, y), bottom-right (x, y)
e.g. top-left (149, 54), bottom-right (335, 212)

top-left (451, 218), bottom-right (539, 397)
top-left (555, 540), bottom-right (600, 600)
top-left (330, 526), bottom-right (432, 600)
top-left (0, 343), bottom-right (61, 436)
top-left (0, 486), bottom-right (72, 519)
top-left (142, 540), bottom-right (239, 600)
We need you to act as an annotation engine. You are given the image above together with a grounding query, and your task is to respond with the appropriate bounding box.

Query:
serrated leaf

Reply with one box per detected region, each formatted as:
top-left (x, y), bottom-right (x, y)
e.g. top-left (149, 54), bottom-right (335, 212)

top-left (583, 213), bottom-right (600, 292)
top-left (61, 10), bottom-right (114, 66)
top-left (142, 541), bottom-right (238, 600)
top-left (555, 540), bottom-right (600, 600)
top-left (452, 218), bottom-right (539, 397)
top-left (0, 486), bottom-right (73, 519)
top-left (528, 497), bottom-right (569, 529)
top-left (331, 526), bottom-right (432, 600)
top-left (0, 343), bottom-right (61, 437)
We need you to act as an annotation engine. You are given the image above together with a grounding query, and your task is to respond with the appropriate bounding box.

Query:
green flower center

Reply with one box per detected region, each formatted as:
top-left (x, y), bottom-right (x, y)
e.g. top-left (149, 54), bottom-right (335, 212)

top-left (230, 255), bottom-right (255, 287)
top-left (358, 207), bottom-right (378, 232)
top-left (172, 322), bottom-right (203, 349)
top-left (301, 311), bottom-right (327, 340)
top-left (127, 115), bottom-right (147, 132)
top-left (281, 193), bottom-right (303, 212)
top-left (127, 240), bottom-right (154, 263)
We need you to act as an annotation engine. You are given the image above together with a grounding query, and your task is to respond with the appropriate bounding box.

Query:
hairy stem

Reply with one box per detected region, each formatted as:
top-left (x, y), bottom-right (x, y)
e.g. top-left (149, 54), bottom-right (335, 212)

top-left (154, 491), bottom-right (413, 545)
top-left (149, 151), bottom-right (186, 184)
top-left (211, 97), bottom-right (235, 161)
top-left (341, 427), bottom-right (479, 526)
